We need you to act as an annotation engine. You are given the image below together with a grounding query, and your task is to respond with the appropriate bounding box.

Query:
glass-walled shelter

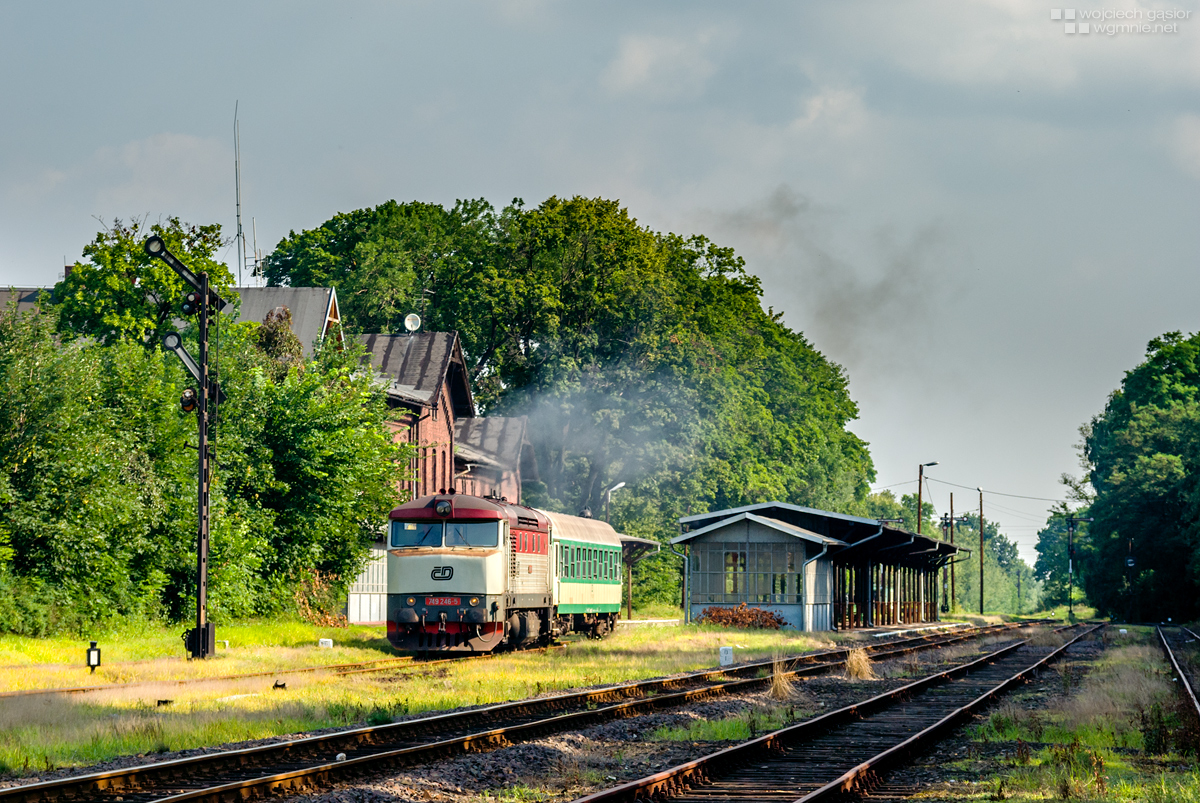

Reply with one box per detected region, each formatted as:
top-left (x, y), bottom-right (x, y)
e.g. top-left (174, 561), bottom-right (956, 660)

top-left (675, 503), bottom-right (961, 631)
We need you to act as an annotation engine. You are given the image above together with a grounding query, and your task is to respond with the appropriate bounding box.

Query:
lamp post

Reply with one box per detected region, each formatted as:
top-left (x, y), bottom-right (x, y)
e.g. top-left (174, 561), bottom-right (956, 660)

top-left (145, 236), bottom-right (227, 660)
top-left (604, 482), bottom-right (626, 523)
top-left (977, 488), bottom-right (984, 615)
top-left (1065, 515), bottom-right (1093, 621)
top-left (916, 462), bottom-right (938, 534)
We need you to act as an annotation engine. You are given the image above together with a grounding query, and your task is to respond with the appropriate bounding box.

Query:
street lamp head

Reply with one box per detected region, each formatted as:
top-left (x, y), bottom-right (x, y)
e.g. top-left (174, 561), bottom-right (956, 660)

top-left (923, 461), bottom-right (939, 467)
top-left (976, 487), bottom-right (983, 493)
top-left (144, 236), bottom-right (164, 255)
top-left (608, 481), bottom-right (626, 493)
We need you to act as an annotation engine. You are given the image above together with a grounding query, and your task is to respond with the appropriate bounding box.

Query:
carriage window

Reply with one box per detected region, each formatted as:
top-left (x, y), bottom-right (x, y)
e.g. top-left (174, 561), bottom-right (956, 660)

top-left (446, 521), bottom-right (500, 548)
top-left (390, 521), bottom-right (442, 547)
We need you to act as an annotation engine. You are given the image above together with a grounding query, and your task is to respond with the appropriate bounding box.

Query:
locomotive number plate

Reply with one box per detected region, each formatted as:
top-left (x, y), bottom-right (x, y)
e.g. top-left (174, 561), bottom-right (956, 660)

top-left (425, 596), bottom-right (461, 606)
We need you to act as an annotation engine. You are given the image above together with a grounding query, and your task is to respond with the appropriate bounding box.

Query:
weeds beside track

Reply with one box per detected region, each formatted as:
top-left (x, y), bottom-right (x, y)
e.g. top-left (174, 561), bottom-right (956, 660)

top-left (573, 624), bottom-right (1100, 803)
top-left (0, 624), bottom-right (1027, 802)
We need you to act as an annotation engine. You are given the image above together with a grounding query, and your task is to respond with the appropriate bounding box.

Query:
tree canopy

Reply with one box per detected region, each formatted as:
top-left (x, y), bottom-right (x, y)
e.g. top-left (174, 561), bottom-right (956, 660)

top-left (0, 222), bottom-right (409, 634)
top-left (1071, 330), bottom-right (1200, 620)
top-left (266, 197), bottom-right (876, 568)
top-left (54, 217), bottom-right (234, 347)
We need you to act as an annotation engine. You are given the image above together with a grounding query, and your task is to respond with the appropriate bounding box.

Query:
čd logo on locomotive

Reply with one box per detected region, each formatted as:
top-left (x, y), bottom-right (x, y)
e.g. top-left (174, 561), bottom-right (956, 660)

top-left (431, 566), bottom-right (454, 581)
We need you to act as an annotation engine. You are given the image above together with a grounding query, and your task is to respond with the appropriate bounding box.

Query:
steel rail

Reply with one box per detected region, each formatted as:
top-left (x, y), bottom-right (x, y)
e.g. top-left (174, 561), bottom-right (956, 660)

top-left (796, 623), bottom-right (1103, 801)
top-left (137, 627), bottom-right (1026, 803)
top-left (1157, 626), bottom-right (1200, 752)
top-left (0, 625), bottom-right (1018, 802)
top-left (573, 624), bottom-right (1098, 803)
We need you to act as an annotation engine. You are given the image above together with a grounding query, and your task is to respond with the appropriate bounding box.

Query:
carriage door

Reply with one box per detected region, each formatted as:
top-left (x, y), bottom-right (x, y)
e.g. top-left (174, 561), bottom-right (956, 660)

top-left (552, 541), bottom-right (561, 605)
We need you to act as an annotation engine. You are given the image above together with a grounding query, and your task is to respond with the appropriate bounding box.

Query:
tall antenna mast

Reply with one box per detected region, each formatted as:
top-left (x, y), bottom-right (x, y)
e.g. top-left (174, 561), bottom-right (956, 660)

top-left (251, 216), bottom-right (261, 287)
top-left (234, 102), bottom-right (246, 286)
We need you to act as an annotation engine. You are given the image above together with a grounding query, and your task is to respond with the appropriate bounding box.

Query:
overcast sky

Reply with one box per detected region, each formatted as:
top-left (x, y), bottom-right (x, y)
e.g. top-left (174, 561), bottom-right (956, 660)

top-left (3, 1), bottom-right (1198, 563)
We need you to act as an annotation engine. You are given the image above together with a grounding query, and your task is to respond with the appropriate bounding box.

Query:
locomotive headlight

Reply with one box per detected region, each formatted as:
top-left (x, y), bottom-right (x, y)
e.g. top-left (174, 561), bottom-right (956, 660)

top-left (406, 597), bottom-right (416, 606)
top-left (469, 597), bottom-right (479, 606)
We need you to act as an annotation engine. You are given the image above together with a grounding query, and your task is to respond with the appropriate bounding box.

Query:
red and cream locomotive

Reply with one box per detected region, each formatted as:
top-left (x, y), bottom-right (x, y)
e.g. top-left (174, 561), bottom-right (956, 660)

top-left (386, 492), bottom-right (623, 652)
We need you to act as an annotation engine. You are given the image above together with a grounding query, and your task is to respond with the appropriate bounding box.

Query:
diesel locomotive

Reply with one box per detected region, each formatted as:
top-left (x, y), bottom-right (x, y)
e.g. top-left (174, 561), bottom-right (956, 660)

top-left (385, 492), bottom-right (623, 652)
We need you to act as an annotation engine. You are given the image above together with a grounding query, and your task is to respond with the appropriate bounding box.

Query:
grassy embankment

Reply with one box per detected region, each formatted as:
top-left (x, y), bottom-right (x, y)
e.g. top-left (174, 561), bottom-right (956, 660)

top-left (939, 604), bottom-right (1099, 627)
top-left (949, 625), bottom-right (1199, 801)
top-left (0, 616), bottom-right (835, 775)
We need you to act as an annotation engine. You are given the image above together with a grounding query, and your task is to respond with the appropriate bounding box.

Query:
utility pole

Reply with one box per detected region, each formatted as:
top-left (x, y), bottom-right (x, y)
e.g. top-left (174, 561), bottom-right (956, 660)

top-left (916, 461), bottom-right (938, 534)
top-left (978, 488), bottom-right (984, 615)
top-left (950, 493), bottom-right (956, 612)
top-left (940, 513), bottom-right (950, 612)
top-left (145, 236), bottom-right (227, 659)
top-left (1065, 515), bottom-right (1093, 621)
top-left (1125, 536), bottom-right (1135, 623)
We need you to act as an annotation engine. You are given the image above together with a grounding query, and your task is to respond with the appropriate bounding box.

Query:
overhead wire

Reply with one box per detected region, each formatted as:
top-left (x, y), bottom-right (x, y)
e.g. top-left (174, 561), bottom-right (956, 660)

top-left (927, 477), bottom-right (1063, 503)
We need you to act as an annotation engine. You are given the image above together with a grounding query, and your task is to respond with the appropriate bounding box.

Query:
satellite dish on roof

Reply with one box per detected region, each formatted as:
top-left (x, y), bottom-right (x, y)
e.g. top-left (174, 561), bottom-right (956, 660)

top-left (404, 313), bottom-right (421, 333)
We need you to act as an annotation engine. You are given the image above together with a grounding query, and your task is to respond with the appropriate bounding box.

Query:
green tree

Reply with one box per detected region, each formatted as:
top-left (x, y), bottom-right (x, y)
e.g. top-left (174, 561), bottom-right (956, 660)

top-left (266, 196), bottom-right (878, 608)
top-left (1033, 504), bottom-right (1079, 607)
top-left (0, 299), bottom-right (188, 629)
top-left (0, 220), bottom-right (414, 633)
top-left (1077, 331), bottom-right (1200, 621)
top-left (54, 217), bottom-right (232, 346)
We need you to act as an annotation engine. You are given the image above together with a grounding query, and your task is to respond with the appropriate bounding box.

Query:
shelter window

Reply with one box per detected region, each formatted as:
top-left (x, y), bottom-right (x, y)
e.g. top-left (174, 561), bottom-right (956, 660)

top-left (391, 521), bottom-right (442, 548)
top-left (689, 542), bottom-right (803, 605)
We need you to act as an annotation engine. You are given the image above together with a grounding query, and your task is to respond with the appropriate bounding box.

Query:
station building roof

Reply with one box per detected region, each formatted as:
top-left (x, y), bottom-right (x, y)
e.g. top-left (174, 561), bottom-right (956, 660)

top-left (676, 502), bottom-right (963, 567)
top-left (233, 286), bottom-right (341, 358)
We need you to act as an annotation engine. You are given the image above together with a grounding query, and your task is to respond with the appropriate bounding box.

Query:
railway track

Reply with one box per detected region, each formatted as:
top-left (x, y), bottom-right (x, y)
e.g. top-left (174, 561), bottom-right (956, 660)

top-left (574, 624), bottom-right (1101, 803)
top-left (1157, 625), bottom-right (1200, 751)
top-left (0, 623), bottom-right (1028, 802)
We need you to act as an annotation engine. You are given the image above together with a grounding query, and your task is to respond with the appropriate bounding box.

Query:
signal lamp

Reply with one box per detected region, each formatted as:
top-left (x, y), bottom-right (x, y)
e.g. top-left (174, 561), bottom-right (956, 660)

top-left (435, 500), bottom-right (452, 516)
top-left (181, 292), bottom-right (200, 316)
top-left (86, 641), bottom-right (101, 673)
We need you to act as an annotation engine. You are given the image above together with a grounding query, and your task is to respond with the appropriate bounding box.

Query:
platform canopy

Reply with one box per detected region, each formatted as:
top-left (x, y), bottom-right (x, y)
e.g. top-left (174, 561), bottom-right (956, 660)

top-left (676, 502), bottom-right (962, 568)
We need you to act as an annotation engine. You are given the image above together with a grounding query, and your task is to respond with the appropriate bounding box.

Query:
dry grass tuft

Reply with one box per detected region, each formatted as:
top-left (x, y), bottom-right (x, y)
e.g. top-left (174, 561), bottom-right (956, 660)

top-left (845, 648), bottom-right (876, 680)
top-left (769, 656), bottom-right (796, 701)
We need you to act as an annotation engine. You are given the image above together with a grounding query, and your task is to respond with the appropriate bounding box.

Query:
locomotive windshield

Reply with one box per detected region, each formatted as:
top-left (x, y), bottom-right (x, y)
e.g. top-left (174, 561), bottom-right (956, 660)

top-left (389, 520), bottom-right (500, 548)
top-left (446, 521), bottom-right (500, 547)
top-left (390, 521), bottom-right (442, 547)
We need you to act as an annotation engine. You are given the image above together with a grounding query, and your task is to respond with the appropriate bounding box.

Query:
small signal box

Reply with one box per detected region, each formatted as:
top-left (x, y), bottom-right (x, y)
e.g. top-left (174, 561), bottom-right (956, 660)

top-left (86, 641), bottom-right (101, 673)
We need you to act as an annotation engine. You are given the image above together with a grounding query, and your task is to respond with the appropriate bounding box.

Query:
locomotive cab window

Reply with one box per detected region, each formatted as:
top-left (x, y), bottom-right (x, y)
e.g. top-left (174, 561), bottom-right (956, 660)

top-left (446, 521), bottom-right (500, 548)
top-left (391, 521), bottom-right (442, 548)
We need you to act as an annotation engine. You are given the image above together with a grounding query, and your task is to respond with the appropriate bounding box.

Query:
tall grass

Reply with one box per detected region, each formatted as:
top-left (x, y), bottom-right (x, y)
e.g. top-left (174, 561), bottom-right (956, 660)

top-left (0, 621), bottom-right (834, 773)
